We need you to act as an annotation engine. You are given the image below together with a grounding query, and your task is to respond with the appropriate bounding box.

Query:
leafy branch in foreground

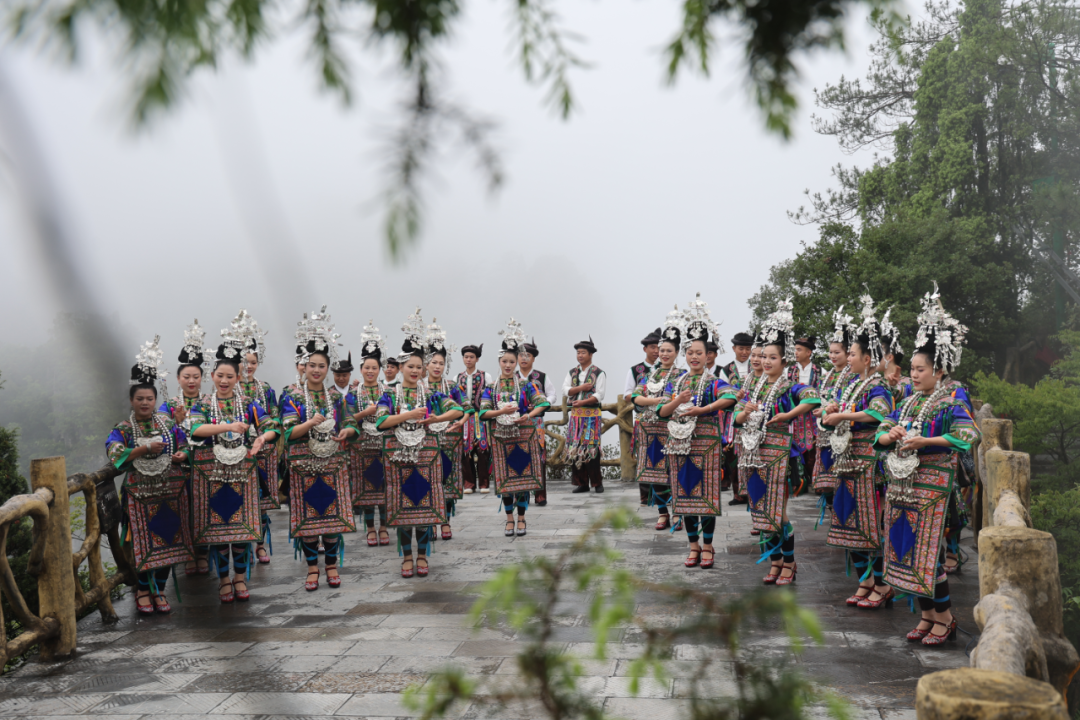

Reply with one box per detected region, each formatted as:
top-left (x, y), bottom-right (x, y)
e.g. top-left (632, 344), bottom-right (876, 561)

top-left (404, 506), bottom-right (849, 720)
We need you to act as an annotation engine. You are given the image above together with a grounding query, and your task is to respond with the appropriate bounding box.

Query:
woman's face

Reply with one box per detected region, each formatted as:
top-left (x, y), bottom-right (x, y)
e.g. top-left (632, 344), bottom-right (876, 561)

top-left (828, 343), bottom-right (848, 370)
top-left (658, 341), bottom-right (677, 367)
top-left (750, 347), bottom-right (763, 371)
top-left (499, 353), bottom-right (518, 376)
top-left (761, 345), bottom-right (784, 377)
top-left (428, 354), bottom-right (446, 381)
top-left (130, 388), bottom-right (158, 418)
top-left (685, 341), bottom-right (706, 371)
top-left (212, 364), bottom-right (239, 396)
top-left (305, 355), bottom-right (329, 385)
top-left (403, 355), bottom-right (424, 383)
top-left (361, 358), bottom-right (380, 384)
top-left (847, 343), bottom-right (870, 374)
top-left (910, 353), bottom-right (944, 392)
top-left (244, 353), bottom-right (258, 379)
top-left (178, 366), bottom-right (203, 395)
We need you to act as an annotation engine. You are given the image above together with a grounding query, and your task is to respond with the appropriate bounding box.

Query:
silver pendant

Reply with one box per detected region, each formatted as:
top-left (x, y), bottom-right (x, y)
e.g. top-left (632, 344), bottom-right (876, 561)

top-left (133, 436), bottom-right (171, 477)
top-left (309, 418), bottom-right (339, 458)
top-left (214, 432), bottom-right (248, 467)
top-left (391, 422), bottom-right (426, 463)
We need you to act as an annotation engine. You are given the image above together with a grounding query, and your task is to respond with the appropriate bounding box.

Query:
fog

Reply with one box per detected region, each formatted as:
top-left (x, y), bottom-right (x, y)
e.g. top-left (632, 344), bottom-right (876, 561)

top-left (0, 0), bottom-right (881, 396)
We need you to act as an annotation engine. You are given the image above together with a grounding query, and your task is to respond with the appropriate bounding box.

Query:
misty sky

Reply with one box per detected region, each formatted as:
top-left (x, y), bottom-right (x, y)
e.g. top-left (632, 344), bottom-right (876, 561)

top-left (0, 0), bottom-right (887, 387)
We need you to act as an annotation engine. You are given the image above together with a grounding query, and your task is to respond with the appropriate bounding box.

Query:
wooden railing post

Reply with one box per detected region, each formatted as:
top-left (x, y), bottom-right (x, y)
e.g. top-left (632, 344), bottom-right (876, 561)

top-left (617, 397), bottom-right (635, 481)
top-left (30, 457), bottom-right (77, 661)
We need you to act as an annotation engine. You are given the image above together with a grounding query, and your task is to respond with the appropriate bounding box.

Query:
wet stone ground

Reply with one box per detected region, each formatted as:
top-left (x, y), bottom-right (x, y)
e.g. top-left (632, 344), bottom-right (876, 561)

top-left (0, 482), bottom-right (976, 719)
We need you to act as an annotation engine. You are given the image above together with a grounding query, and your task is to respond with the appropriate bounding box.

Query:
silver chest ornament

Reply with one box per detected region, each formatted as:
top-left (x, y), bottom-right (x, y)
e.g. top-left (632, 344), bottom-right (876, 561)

top-left (133, 436), bottom-right (172, 478)
top-left (308, 418), bottom-right (339, 458)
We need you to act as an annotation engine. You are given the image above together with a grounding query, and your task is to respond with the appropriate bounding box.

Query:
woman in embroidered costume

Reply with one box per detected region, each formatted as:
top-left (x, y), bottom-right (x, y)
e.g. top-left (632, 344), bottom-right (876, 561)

top-left (735, 300), bottom-right (821, 585)
top-left (421, 319), bottom-right (467, 541)
top-left (159, 320), bottom-right (212, 577)
top-left (820, 294), bottom-right (896, 608)
top-left (350, 321), bottom-right (391, 548)
top-left (280, 307), bottom-right (359, 592)
top-left (877, 285), bottom-right (978, 645)
top-left (189, 333), bottom-right (281, 603)
top-left (232, 311), bottom-right (280, 566)
top-left (108, 337), bottom-right (191, 614)
top-left (480, 318), bottom-right (551, 538)
top-left (810, 307), bottom-right (856, 504)
top-left (658, 299), bottom-right (737, 570)
top-left (376, 310), bottom-right (463, 578)
top-left (632, 306), bottom-right (688, 531)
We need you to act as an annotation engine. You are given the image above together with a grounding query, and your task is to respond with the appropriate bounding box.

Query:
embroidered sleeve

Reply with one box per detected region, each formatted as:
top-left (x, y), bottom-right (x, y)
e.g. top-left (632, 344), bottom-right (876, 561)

top-left (873, 409), bottom-right (903, 447)
top-left (186, 402), bottom-right (211, 438)
top-left (524, 381), bottom-right (551, 412)
top-left (373, 391), bottom-right (397, 428)
top-left (106, 423), bottom-right (133, 470)
top-left (433, 391), bottom-right (464, 416)
top-left (790, 383), bottom-right (822, 405)
top-left (478, 385), bottom-right (495, 414)
top-left (941, 400), bottom-right (980, 452)
top-left (263, 382), bottom-right (279, 418)
top-left (247, 401), bottom-right (281, 438)
top-left (863, 385), bottom-right (894, 424)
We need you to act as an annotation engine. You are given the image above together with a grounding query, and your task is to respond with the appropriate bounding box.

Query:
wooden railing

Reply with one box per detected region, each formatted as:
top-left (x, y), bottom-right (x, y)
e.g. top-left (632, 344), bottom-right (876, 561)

top-left (542, 398), bottom-right (635, 480)
top-left (0, 457), bottom-right (132, 671)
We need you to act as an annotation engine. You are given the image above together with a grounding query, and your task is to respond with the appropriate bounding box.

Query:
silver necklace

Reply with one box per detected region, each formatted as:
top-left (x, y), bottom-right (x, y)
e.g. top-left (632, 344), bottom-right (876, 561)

top-left (423, 377), bottom-right (452, 433)
top-left (130, 412), bottom-right (174, 479)
top-left (885, 381), bottom-right (953, 501)
top-left (815, 366), bottom-right (852, 447)
top-left (390, 382), bottom-right (428, 463)
top-left (643, 364), bottom-right (679, 421)
top-left (664, 370), bottom-right (713, 456)
top-left (737, 374), bottom-right (789, 468)
top-left (357, 381), bottom-right (386, 444)
top-left (493, 374), bottom-right (523, 437)
top-left (303, 381), bottom-right (339, 458)
top-left (830, 371), bottom-right (881, 472)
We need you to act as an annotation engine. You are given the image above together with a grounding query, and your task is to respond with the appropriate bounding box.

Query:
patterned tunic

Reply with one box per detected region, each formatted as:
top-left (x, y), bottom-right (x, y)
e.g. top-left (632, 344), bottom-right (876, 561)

top-left (106, 415), bottom-right (187, 472)
top-left (279, 385), bottom-right (357, 445)
top-left (479, 376), bottom-right (551, 417)
top-left (374, 387), bottom-right (463, 425)
top-left (189, 395), bottom-right (280, 445)
top-left (240, 379), bottom-right (279, 419)
top-left (566, 364), bottom-right (605, 465)
top-left (455, 370), bottom-right (491, 452)
top-left (786, 363), bottom-right (822, 453)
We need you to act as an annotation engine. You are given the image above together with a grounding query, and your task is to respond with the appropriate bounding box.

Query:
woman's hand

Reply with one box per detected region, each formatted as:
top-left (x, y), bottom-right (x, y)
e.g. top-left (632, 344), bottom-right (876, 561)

top-left (901, 434), bottom-right (930, 451)
top-left (673, 389), bottom-right (692, 405)
top-left (767, 411), bottom-right (792, 426)
top-left (147, 439), bottom-right (166, 455)
top-left (405, 407), bottom-right (427, 422)
top-left (682, 406), bottom-right (707, 417)
top-left (502, 405), bottom-right (519, 416)
top-left (824, 402), bottom-right (840, 415)
top-left (820, 412), bottom-right (845, 427)
top-left (812, 408), bottom-right (823, 417)
top-left (171, 451), bottom-right (187, 464)
top-left (742, 401), bottom-right (759, 413)
top-left (171, 406), bottom-right (187, 424)
top-left (448, 420), bottom-right (466, 432)
top-left (516, 415), bottom-right (534, 425)
top-left (887, 425), bottom-right (907, 443)
top-left (249, 436), bottom-right (266, 456)
top-left (334, 428), bottom-right (357, 442)
top-left (308, 412), bottom-right (326, 427)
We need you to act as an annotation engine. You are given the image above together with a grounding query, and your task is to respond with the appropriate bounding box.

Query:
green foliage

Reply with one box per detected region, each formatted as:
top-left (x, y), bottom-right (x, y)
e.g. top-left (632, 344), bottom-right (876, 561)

top-left (6, 0), bottom-right (899, 256)
top-left (405, 506), bottom-right (848, 720)
top-left (973, 331), bottom-right (1080, 490)
top-left (1031, 487), bottom-right (1080, 651)
top-left (755, 0), bottom-right (1080, 370)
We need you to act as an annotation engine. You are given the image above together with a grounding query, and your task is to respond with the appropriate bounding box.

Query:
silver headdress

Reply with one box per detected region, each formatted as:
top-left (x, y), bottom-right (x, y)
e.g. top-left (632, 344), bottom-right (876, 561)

top-left (661, 305), bottom-right (686, 353)
top-left (853, 290), bottom-right (885, 366)
top-left (757, 298), bottom-right (797, 363)
top-left (399, 307), bottom-right (426, 362)
top-left (359, 320), bottom-right (387, 366)
top-left (498, 317), bottom-right (527, 357)
top-left (178, 318), bottom-right (211, 373)
top-left (424, 317), bottom-right (457, 371)
top-left (232, 309), bottom-right (268, 366)
top-left (879, 307), bottom-right (903, 359)
top-left (829, 306), bottom-right (855, 348)
top-left (217, 312), bottom-right (249, 361)
top-left (914, 282), bottom-right (967, 374)
top-left (683, 292), bottom-right (723, 354)
top-left (131, 335), bottom-right (168, 399)
top-left (300, 305), bottom-right (342, 367)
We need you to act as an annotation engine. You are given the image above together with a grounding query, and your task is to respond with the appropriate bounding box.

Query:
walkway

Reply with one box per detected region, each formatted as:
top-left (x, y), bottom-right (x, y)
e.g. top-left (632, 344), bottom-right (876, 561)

top-left (0, 483), bottom-right (976, 719)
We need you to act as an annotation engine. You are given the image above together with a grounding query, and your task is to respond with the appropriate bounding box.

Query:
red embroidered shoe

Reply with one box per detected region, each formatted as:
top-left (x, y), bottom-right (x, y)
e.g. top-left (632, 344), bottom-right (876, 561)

top-left (304, 569), bottom-right (320, 591)
top-left (846, 586), bottom-right (873, 606)
top-left (907, 621), bottom-right (933, 641)
top-left (327, 569), bottom-right (342, 588)
top-left (700, 549), bottom-right (715, 570)
top-left (684, 549), bottom-right (701, 568)
top-left (379, 528), bottom-right (391, 546)
top-left (416, 557), bottom-right (429, 577)
top-left (234, 579), bottom-right (250, 602)
top-left (219, 582), bottom-right (235, 604)
top-left (763, 564), bottom-right (782, 585)
top-left (153, 595), bottom-right (171, 614)
top-left (776, 562), bottom-right (797, 586)
top-left (136, 592), bottom-right (154, 614)
top-left (858, 587), bottom-right (894, 610)
top-left (401, 558), bottom-right (414, 578)
top-left (922, 618), bottom-right (957, 646)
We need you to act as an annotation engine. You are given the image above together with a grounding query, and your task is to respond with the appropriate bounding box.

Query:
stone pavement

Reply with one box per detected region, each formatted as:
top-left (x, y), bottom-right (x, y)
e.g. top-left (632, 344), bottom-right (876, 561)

top-left (0, 483), bottom-right (976, 719)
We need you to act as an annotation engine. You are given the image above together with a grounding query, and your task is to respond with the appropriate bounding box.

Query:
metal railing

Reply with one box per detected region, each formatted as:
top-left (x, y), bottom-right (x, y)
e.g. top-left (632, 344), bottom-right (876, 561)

top-left (0, 457), bottom-right (131, 670)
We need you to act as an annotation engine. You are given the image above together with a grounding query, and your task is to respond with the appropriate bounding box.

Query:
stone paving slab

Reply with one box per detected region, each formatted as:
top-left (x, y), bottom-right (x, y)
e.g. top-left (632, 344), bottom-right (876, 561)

top-left (1, 483), bottom-right (978, 718)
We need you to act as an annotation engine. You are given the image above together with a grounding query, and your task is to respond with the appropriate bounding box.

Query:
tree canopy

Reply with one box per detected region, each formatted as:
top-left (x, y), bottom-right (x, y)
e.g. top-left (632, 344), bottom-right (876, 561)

top-left (750, 0), bottom-right (1080, 377)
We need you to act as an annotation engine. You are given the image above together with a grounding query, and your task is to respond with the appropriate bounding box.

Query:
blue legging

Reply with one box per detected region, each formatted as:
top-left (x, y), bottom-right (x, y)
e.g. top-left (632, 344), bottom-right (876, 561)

top-left (502, 492), bottom-right (529, 515)
top-left (850, 550), bottom-right (882, 581)
top-left (211, 544), bottom-right (250, 578)
top-left (362, 504), bottom-right (388, 529)
top-left (651, 485), bottom-right (672, 515)
top-left (399, 526), bottom-right (432, 556)
top-left (300, 535), bottom-right (340, 567)
top-left (137, 567), bottom-right (172, 593)
top-left (684, 516), bottom-right (715, 544)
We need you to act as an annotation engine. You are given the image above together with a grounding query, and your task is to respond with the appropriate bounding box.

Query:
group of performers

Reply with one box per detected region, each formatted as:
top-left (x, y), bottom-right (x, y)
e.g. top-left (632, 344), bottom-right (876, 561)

top-left (108, 309), bottom-right (590, 612)
top-left (109, 287), bottom-right (978, 647)
top-left (627, 288), bottom-right (977, 646)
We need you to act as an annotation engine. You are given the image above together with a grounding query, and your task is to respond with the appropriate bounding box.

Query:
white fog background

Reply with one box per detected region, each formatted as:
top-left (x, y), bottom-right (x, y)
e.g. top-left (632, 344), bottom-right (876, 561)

top-left (0, 0), bottom-right (888, 395)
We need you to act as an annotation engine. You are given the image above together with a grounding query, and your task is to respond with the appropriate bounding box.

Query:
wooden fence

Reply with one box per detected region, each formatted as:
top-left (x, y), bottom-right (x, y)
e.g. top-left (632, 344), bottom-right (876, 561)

top-left (0, 457), bottom-right (131, 670)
